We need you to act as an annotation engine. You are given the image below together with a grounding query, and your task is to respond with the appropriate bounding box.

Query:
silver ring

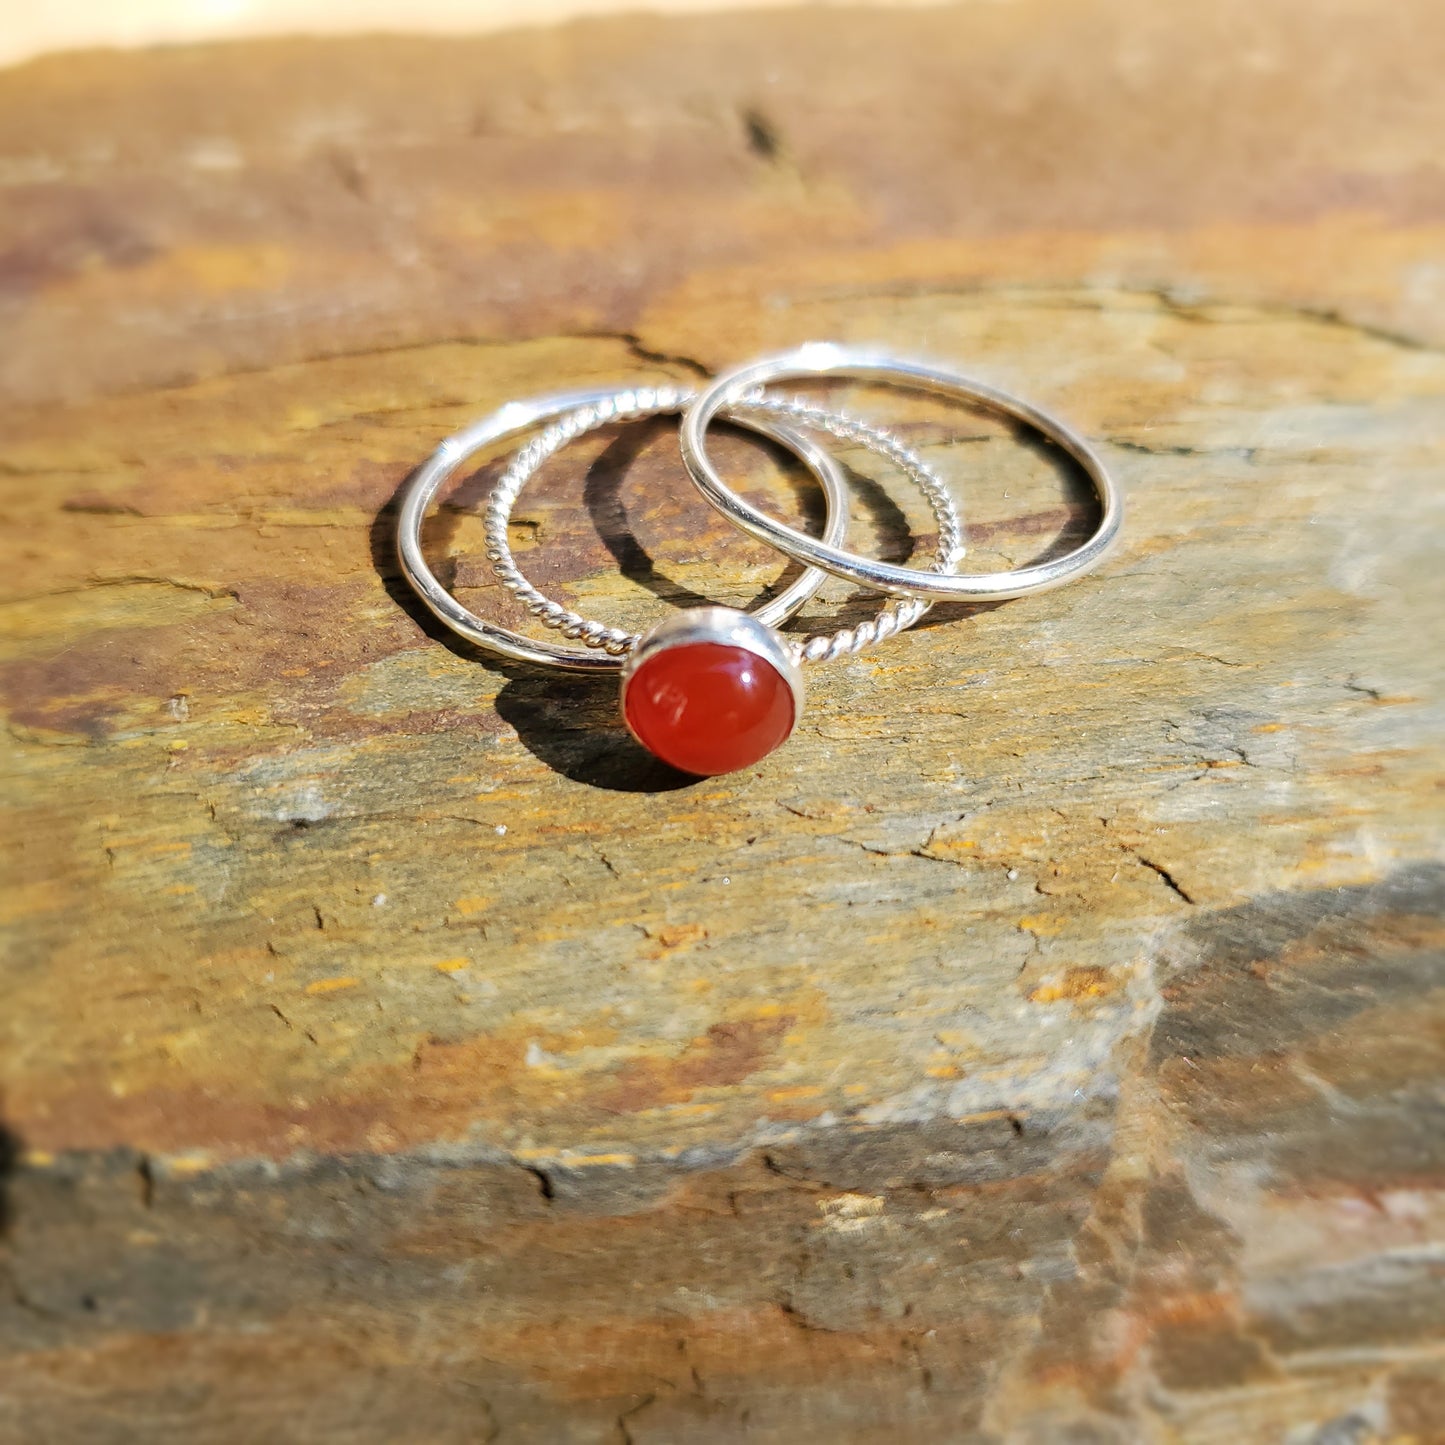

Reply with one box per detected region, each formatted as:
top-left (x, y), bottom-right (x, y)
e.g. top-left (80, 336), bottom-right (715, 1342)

top-left (396, 384), bottom-right (857, 674)
top-left (679, 342), bottom-right (1124, 601)
top-left (483, 391), bottom-right (965, 669)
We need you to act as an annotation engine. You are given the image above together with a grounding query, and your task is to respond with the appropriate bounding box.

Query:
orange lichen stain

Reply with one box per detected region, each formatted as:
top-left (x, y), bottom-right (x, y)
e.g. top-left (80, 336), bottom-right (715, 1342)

top-left (1017, 913), bottom-right (1068, 937)
top-left (162, 884), bottom-right (196, 896)
top-left (926, 1064), bottom-right (963, 1079)
top-left (1253, 722), bottom-right (1287, 733)
top-left (513, 1149), bottom-right (636, 1168)
top-left (176, 243), bottom-right (295, 293)
top-left (434, 958), bottom-right (469, 974)
top-left (597, 1014), bottom-right (795, 1114)
top-left (54, 242), bottom-right (294, 303)
top-left (767, 1086), bottom-right (823, 1103)
top-left (1029, 966), bottom-right (1119, 1005)
top-left (166, 1153), bottom-right (215, 1177)
top-left (1149, 1290), bottom-right (1238, 1329)
top-left (453, 896), bottom-right (489, 917)
top-left (959, 1103), bottom-right (1017, 1127)
top-left (304, 976), bottom-right (359, 995)
top-left (642, 922), bottom-right (707, 956)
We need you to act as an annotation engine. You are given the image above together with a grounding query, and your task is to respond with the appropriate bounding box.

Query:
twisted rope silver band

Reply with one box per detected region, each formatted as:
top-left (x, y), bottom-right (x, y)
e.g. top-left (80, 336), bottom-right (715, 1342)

top-left (396, 382), bottom-right (858, 674)
top-left (485, 387), bottom-right (964, 666)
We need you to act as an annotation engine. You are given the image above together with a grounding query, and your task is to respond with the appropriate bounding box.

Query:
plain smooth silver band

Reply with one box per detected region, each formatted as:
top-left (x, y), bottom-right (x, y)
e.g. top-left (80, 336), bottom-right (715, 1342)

top-left (396, 385), bottom-right (855, 673)
top-left (679, 342), bottom-right (1124, 602)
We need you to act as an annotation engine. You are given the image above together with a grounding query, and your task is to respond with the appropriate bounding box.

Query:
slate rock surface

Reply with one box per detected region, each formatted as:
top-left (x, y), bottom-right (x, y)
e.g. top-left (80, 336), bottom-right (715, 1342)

top-left (0, 3), bottom-right (1442, 1440)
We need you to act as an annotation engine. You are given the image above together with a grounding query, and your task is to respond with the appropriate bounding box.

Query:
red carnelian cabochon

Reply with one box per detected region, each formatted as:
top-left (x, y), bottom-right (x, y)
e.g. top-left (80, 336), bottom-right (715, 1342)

top-left (623, 642), bottom-right (796, 776)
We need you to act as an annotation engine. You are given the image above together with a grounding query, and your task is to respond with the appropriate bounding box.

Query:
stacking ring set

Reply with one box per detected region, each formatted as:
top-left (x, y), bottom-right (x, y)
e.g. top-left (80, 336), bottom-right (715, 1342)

top-left (397, 342), bottom-right (1123, 776)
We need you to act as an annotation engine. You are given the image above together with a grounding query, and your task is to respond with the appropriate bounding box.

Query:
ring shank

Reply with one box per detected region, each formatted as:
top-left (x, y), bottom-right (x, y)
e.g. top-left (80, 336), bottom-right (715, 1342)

top-left (486, 393), bottom-right (966, 668)
top-left (396, 385), bottom-right (855, 673)
top-left (679, 344), bottom-right (1123, 602)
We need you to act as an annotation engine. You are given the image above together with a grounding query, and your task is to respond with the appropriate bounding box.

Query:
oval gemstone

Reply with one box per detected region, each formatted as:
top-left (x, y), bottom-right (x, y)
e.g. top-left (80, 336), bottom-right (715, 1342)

top-left (623, 641), bottom-right (796, 775)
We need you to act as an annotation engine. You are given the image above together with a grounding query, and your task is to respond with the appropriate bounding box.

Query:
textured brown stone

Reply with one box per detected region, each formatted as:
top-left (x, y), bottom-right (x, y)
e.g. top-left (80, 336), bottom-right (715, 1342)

top-left (1, 2), bottom-right (1443, 1441)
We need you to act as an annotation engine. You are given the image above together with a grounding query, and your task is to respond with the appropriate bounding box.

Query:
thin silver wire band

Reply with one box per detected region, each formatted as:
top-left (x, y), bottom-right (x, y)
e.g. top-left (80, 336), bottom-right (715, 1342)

top-left (398, 384), bottom-right (855, 674)
top-left (485, 391), bottom-right (965, 667)
top-left (679, 342), bottom-right (1124, 602)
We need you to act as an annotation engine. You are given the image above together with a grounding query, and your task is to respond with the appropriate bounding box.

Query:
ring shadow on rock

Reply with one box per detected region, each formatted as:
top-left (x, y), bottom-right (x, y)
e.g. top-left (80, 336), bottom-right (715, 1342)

top-left (0, 1117), bottom-right (20, 1239)
top-left (370, 462), bottom-right (695, 792)
top-left (908, 420), bottom-right (1106, 633)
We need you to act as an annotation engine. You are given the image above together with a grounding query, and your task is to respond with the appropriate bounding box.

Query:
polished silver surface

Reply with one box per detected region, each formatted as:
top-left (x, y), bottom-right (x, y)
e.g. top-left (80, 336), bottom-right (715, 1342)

top-left (485, 390), bottom-right (966, 668)
top-left (619, 606), bottom-right (805, 748)
top-left (679, 342), bottom-right (1124, 602)
top-left (396, 384), bottom-right (854, 674)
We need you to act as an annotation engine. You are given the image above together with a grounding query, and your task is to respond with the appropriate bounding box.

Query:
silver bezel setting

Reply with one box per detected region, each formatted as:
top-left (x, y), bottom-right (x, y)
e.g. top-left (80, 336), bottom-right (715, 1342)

top-left (619, 606), bottom-right (805, 752)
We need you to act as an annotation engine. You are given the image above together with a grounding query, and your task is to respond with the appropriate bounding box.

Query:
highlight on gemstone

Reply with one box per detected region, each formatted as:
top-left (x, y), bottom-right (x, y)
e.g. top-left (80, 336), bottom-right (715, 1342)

top-left (622, 640), bottom-right (796, 776)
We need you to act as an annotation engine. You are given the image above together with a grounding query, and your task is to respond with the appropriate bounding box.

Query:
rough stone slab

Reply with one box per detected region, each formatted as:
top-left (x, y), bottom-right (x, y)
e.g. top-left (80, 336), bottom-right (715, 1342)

top-left (0, 3), bottom-right (1443, 1441)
